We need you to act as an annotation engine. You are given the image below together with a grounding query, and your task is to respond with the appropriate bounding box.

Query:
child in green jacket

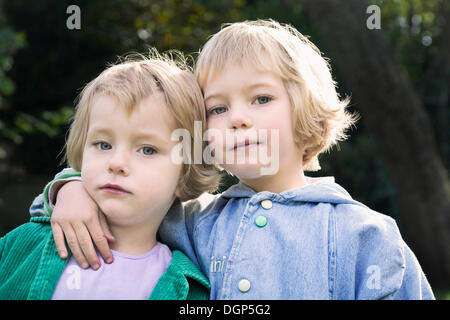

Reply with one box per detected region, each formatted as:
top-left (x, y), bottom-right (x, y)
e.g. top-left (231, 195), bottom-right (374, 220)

top-left (0, 50), bottom-right (218, 300)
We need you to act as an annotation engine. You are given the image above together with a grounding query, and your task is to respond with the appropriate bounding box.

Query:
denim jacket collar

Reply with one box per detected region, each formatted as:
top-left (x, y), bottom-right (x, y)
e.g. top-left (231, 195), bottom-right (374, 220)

top-left (221, 176), bottom-right (365, 207)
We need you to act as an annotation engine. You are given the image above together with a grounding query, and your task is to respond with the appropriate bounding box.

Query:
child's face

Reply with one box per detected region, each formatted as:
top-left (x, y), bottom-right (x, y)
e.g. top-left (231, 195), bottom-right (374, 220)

top-left (203, 62), bottom-right (304, 187)
top-left (81, 94), bottom-right (182, 228)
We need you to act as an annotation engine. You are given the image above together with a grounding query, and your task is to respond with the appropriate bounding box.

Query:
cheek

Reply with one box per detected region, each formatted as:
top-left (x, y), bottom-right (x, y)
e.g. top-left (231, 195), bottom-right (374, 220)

top-left (263, 120), bottom-right (298, 155)
top-left (205, 121), bottom-right (225, 152)
top-left (80, 149), bottom-right (105, 189)
top-left (80, 160), bottom-right (98, 190)
top-left (206, 117), bottom-right (226, 134)
top-left (136, 160), bottom-right (182, 196)
top-left (81, 149), bottom-right (103, 173)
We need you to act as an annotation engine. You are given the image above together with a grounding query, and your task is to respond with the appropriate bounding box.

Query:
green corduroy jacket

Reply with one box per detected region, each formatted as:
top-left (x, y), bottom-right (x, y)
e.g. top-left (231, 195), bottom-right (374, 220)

top-left (0, 217), bottom-right (210, 300)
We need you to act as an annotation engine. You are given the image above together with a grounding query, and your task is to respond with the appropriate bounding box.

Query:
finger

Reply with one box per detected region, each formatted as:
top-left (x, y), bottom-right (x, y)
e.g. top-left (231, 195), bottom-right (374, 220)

top-left (72, 222), bottom-right (101, 270)
top-left (93, 213), bottom-right (114, 264)
top-left (99, 211), bottom-right (115, 244)
top-left (63, 224), bottom-right (90, 269)
top-left (51, 221), bottom-right (68, 259)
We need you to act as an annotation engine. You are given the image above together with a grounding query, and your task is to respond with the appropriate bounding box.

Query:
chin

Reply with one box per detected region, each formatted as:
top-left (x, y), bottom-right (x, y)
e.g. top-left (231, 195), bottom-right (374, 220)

top-left (223, 163), bottom-right (271, 180)
top-left (98, 201), bottom-right (130, 219)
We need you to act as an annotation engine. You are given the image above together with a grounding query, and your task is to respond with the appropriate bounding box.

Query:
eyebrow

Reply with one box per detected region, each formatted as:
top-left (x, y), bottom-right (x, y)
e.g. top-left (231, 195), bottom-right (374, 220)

top-left (245, 82), bottom-right (278, 90)
top-left (133, 131), bottom-right (169, 144)
top-left (87, 127), bottom-right (112, 139)
top-left (88, 127), bottom-right (169, 144)
top-left (204, 82), bottom-right (278, 103)
top-left (204, 93), bottom-right (225, 104)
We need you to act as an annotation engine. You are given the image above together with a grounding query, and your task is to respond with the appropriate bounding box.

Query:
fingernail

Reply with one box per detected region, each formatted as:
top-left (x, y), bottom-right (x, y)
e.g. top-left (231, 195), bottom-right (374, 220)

top-left (106, 257), bottom-right (113, 264)
top-left (81, 262), bottom-right (89, 269)
top-left (93, 263), bottom-right (100, 270)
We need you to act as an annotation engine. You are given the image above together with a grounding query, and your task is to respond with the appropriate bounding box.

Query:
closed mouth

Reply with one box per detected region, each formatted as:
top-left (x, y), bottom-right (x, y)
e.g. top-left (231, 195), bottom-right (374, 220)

top-left (232, 141), bottom-right (261, 150)
top-left (100, 184), bottom-right (131, 194)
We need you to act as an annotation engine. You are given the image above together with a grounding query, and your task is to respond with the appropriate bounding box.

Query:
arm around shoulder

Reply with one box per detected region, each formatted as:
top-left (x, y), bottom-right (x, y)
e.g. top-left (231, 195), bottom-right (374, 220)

top-left (29, 168), bottom-right (81, 217)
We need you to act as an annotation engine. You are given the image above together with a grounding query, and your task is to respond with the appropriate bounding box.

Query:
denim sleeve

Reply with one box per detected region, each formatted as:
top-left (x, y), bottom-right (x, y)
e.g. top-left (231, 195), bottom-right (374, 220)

top-left (391, 242), bottom-right (435, 300)
top-left (28, 168), bottom-right (80, 217)
top-left (158, 193), bottom-right (217, 269)
top-left (334, 204), bottom-right (435, 300)
top-left (29, 193), bottom-right (46, 218)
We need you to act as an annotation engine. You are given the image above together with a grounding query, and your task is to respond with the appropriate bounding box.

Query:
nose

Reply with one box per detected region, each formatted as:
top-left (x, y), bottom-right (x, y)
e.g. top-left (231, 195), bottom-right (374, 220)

top-left (229, 104), bottom-right (253, 130)
top-left (108, 149), bottom-right (130, 176)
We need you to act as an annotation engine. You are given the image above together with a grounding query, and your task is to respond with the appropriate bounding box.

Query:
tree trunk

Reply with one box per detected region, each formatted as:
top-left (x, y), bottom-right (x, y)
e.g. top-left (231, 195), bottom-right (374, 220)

top-left (301, 0), bottom-right (450, 286)
top-left (432, 2), bottom-right (450, 168)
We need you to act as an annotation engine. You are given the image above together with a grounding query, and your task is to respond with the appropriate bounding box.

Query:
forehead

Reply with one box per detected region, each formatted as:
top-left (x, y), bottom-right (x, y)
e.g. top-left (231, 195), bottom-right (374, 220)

top-left (203, 53), bottom-right (285, 85)
top-left (197, 33), bottom-right (288, 82)
top-left (203, 60), bottom-right (285, 95)
top-left (88, 93), bottom-right (176, 138)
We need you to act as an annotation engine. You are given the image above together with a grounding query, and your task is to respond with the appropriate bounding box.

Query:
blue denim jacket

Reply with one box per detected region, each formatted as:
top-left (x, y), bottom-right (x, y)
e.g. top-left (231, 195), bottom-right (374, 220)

top-left (30, 169), bottom-right (434, 300)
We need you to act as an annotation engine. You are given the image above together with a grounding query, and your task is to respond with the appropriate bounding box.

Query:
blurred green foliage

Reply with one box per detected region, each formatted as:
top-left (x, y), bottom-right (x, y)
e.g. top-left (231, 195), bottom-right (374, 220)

top-left (0, 24), bottom-right (25, 159)
top-left (0, 27), bottom-right (25, 102)
top-left (435, 288), bottom-right (450, 300)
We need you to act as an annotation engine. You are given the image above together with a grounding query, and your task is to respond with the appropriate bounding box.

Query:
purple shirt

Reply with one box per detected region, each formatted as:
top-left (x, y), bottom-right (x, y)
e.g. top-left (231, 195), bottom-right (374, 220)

top-left (52, 242), bottom-right (172, 300)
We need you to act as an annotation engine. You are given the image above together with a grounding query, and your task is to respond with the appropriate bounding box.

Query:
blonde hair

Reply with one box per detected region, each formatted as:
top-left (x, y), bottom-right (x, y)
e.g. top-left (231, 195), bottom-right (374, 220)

top-left (65, 49), bottom-right (219, 200)
top-left (195, 19), bottom-right (358, 171)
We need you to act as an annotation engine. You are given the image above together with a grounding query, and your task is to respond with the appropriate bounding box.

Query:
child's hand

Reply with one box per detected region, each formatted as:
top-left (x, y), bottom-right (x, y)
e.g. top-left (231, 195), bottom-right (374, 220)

top-left (51, 180), bottom-right (115, 269)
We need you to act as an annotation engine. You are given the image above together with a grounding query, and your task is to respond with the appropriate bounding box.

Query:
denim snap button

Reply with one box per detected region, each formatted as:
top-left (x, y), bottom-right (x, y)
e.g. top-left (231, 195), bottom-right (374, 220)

top-left (255, 215), bottom-right (267, 228)
top-left (260, 199), bottom-right (272, 209)
top-left (238, 279), bottom-right (251, 293)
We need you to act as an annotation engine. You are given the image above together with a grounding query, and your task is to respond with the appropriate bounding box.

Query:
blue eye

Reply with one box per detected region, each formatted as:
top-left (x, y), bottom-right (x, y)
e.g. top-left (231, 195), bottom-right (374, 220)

top-left (140, 146), bottom-right (156, 155)
top-left (95, 141), bottom-right (111, 150)
top-left (209, 106), bottom-right (227, 115)
top-left (255, 96), bottom-right (271, 104)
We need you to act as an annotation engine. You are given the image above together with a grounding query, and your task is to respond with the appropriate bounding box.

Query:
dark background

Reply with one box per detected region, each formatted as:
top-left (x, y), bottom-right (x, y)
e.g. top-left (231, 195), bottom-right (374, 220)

top-left (0, 0), bottom-right (448, 298)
